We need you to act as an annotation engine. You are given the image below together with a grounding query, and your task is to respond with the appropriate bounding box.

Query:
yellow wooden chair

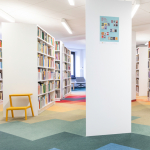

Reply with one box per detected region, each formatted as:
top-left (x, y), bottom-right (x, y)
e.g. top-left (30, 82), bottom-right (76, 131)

top-left (6, 93), bottom-right (34, 121)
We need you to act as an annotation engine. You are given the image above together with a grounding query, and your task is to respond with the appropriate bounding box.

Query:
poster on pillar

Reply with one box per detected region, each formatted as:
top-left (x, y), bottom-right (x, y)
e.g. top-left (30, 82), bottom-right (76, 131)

top-left (100, 16), bottom-right (119, 43)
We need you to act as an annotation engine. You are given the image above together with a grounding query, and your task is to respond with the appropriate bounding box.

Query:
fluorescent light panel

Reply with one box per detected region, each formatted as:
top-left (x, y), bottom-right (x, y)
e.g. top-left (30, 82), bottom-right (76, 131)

top-left (68, 0), bottom-right (74, 5)
top-left (0, 9), bottom-right (15, 22)
top-left (145, 42), bottom-right (148, 46)
top-left (132, 0), bottom-right (140, 18)
top-left (61, 18), bottom-right (72, 34)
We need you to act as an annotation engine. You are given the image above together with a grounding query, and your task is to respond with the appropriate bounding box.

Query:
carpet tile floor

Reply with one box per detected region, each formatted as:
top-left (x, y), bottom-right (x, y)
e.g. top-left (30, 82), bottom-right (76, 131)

top-left (0, 94), bottom-right (150, 149)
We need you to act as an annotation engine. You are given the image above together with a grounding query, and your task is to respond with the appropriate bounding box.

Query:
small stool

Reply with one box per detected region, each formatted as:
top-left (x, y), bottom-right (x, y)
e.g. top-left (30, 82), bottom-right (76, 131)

top-left (6, 93), bottom-right (34, 121)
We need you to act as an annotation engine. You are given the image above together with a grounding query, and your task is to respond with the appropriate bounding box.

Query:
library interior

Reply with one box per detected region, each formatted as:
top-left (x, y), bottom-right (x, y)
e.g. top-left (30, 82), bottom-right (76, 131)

top-left (0, 0), bottom-right (150, 150)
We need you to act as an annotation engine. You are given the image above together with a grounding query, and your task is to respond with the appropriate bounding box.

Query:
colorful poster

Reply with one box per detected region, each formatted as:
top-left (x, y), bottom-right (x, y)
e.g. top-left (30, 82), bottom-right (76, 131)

top-left (100, 16), bottom-right (119, 42)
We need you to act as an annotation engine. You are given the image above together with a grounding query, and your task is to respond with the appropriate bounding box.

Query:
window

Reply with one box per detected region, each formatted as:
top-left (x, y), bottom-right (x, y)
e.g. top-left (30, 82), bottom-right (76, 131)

top-left (71, 52), bottom-right (75, 79)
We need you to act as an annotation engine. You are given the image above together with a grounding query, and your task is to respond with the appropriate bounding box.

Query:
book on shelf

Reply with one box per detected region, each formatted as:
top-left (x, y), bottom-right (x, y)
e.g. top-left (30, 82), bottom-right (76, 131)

top-left (0, 92), bottom-right (3, 100)
top-left (37, 54), bottom-right (48, 67)
top-left (37, 27), bottom-right (54, 46)
top-left (0, 73), bottom-right (2, 79)
top-left (148, 51), bottom-right (150, 59)
top-left (0, 40), bottom-right (2, 47)
top-left (55, 71), bottom-right (60, 79)
top-left (63, 54), bottom-right (67, 62)
top-left (55, 62), bottom-right (60, 70)
top-left (63, 63), bottom-right (67, 70)
top-left (136, 48), bottom-right (139, 55)
top-left (0, 62), bottom-right (2, 69)
top-left (68, 72), bottom-right (71, 78)
top-left (148, 71), bottom-right (150, 78)
top-left (55, 91), bottom-right (60, 98)
top-left (0, 49), bottom-right (2, 58)
top-left (63, 79), bottom-right (67, 87)
top-left (38, 69), bottom-right (46, 80)
top-left (136, 79), bottom-right (139, 85)
top-left (136, 55), bottom-right (139, 61)
top-left (55, 80), bottom-right (60, 89)
top-left (148, 61), bottom-right (150, 69)
top-left (47, 70), bottom-right (55, 80)
top-left (38, 82), bottom-right (47, 95)
top-left (48, 57), bottom-right (54, 68)
top-left (55, 52), bottom-right (60, 60)
top-left (68, 56), bottom-right (71, 63)
top-left (68, 64), bottom-right (71, 70)
top-left (67, 79), bottom-right (71, 85)
top-left (48, 81), bottom-right (54, 91)
top-left (55, 41), bottom-right (60, 50)
top-left (38, 94), bottom-right (51, 109)
top-left (63, 71), bottom-right (67, 78)
top-left (0, 82), bottom-right (3, 90)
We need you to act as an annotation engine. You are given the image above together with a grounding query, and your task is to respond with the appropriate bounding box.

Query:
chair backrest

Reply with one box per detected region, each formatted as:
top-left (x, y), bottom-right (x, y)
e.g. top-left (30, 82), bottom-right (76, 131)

top-left (76, 77), bottom-right (85, 82)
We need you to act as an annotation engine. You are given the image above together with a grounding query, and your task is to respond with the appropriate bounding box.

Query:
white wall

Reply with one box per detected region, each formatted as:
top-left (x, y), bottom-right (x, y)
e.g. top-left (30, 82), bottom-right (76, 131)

top-left (86, 0), bottom-right (131, 136)
top-left (2, 23), bottom-right (38, 117)
top-left (132, 31), bottom-right (136, 101)
top-left (139, 47), bottom-right (148, 96)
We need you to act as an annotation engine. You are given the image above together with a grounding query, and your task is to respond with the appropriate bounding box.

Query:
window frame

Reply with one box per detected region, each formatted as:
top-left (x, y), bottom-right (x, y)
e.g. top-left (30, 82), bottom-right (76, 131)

top-left (71, 52), bottom-right (76, 79)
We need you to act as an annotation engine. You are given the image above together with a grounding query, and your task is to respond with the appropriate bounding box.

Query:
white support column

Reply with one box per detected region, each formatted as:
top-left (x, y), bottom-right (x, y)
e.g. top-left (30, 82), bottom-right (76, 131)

top-left (86, 0), bottom-right (132, 136)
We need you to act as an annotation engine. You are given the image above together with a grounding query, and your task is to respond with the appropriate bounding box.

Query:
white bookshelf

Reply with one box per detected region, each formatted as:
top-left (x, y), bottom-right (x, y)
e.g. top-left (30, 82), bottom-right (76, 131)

top-left (63, 47), bottom-right (71, 97)
top-left (2, 23), bottom-right (55, 117)
top-left (148, 44), bottom-right (150, 100)
top-left (55, 41), bottom-right (71, 101)
top-left (136, 47), bottom-right (148, 96)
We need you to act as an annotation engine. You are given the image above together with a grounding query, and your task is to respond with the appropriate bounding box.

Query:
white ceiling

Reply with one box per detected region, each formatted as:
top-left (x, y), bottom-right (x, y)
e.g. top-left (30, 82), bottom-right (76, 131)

top-left (0, 0), bottom-right (150, 48)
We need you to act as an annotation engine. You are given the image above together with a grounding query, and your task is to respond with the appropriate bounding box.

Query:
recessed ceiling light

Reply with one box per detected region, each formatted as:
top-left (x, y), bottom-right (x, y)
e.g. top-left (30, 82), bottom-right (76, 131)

top-left (61, 18), bottom-right (72, 34)
top-left (68, 0), bottom-right (74, 6)
top-left (131, 0), bottom-right (140, 18)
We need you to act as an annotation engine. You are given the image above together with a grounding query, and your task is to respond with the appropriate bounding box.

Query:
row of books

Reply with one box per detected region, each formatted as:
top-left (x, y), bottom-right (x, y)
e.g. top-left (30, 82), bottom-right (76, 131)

top-left (63, 79), bottom-right (67, 87)
top-left (136, 63), bottom-right (139, 69)
top-left (64, 47), bottom-right (71, 55)
top-left (55, 52), bottom-right (60, 60)
top-left (136, 48), bottom-right (139, 55)
top-left (37, 54), bottom-right (54, 68)
top-left (63, 71), bottom-right (67, 78)
top-left (68, 56), bottom-right (71, 63)
top-left (0, 73), bottom-right (2, 79)
top-left (37, 41), bottom-right (54, 56)
top-left (55, 81), bottom-right (60, 89)
top-left (38, 93), bottom-right (52, 109)
top-left (148, 71), bottom-right (150, 78)
top-left (148, 51), bottom-right (150, 59)
top-left (37, 27), bottom-right (54, 46)
top-left (63, 54), bottom-right (67, 62)
top-left (148, 61), bottom-right (150, 69)
top-left (38, 81), bottom-right (55, 95)
top-left (0, 82), bottom-right (3, 90)
top-left (55, 41), bottom-right (60, 50)
top-left (136, 55), bottom-right (139, 62)
top-left (136, 71), bottom-right (139, 78)
top-left (148, 81), bottom-right (150, 88)
top-left (63, 63), bottom-right (67, 70)
top-left (0, 92), bottom-right (3, 100)
top-left (55, 91), bottom-right (60, 98)
top-left (136, 86), bottom-right (139, 93)
top-left (68, 72), bottom-right (71, 78)
top-left (38, 69), bottom-right (55, 80)
top-left (0, 62), bottom-right (2, 69)
top-left (0, 50), bottom-right (2, 58)
top-left (0, 40), bottom-right (2, 47)
top-left (67, 79), bottom-right (71, 85)
top-left (68, 64), bottom-right (71, 70)
top-left (55, 62), bottom-right (60, 70)
top-left (136, 79), bottom-right (139, 85)
top-left (55, 71), bottom-right (60, 79)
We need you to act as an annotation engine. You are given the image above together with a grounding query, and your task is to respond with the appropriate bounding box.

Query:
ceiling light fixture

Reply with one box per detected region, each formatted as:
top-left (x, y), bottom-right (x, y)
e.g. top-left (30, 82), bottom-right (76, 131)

top-left (145, 42), bottom-right (148, 46)
top-left (61, 18), bottom-right (72, 34)
top-left (68, 0), bottom-right (74, 6)
top-left (131, 0), bottom-right (140, 18)
top-left (0, 9), bottom-right (15, 22)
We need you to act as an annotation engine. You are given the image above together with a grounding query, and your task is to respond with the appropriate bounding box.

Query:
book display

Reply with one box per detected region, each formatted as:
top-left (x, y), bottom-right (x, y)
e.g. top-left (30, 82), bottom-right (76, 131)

top-left (55, 41), bottom-right (71, 101)
top-left (135, 47), bottom-right (148, 97)
top-left (37, 26), bottom-right (55, 113)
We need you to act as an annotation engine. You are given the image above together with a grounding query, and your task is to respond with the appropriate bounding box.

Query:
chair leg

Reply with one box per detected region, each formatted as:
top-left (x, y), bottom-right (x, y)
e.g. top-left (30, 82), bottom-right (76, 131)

top-left (6, 109), bottom-right (8, 121)
top-left (28, 95), bottom-right (34, 117)
top-left (25, 109), bottom-right (27, 120)
top-left (11, 110), bottom-right (14, 118)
